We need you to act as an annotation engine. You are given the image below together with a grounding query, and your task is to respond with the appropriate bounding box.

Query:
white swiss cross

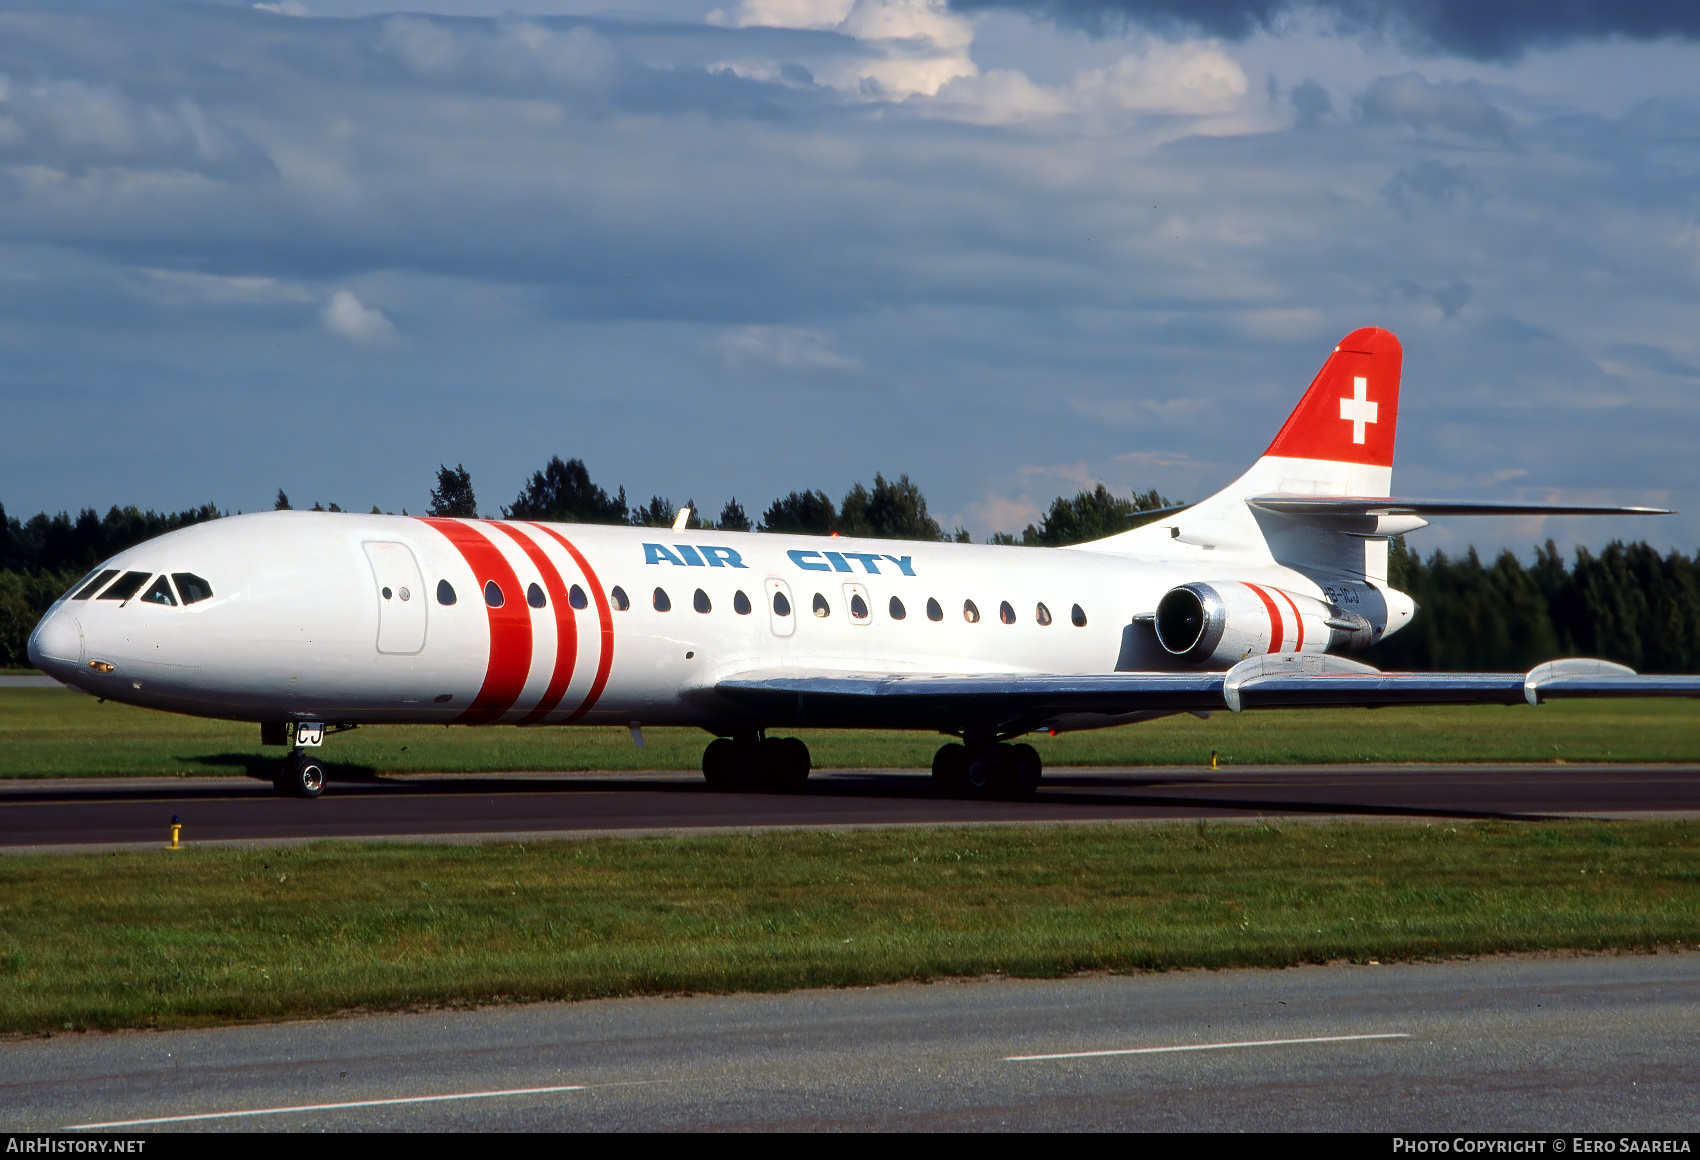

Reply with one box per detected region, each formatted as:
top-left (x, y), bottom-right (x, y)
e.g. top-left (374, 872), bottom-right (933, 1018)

top-left (1339, 376), bottom-right (1377, 444)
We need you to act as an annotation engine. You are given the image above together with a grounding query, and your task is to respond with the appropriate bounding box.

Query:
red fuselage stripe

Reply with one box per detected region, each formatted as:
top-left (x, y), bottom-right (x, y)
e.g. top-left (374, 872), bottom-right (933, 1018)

top-left (418, 517), bottom-right (533, 724)
top-left (1275, 587), bottom-right (1305, 652)
top-left (1245, 583), bottom-right (1284, 653)
top-left (492, 522), bottom-right (579, 725)
top-left (528, 523), bottom-right (615, 723)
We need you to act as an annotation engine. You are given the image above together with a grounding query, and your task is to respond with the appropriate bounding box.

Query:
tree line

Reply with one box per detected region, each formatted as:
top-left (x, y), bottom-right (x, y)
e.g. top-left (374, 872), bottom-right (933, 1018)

top-left (4, 457), bottom-right (1698, 675)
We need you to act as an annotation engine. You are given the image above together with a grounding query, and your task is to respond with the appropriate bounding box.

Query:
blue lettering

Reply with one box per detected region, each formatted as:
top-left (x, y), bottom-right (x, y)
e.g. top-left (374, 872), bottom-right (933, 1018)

top-left (881, 554), bottom-right (916, 577)
top-left (823, 551), bottom-right (853, 573)
top-left (644, 543), bottom-right (686, 566)
top-left (788, 549), bottom-right (831, 572)
top-left (701, 545), bottom-right (748, 569)
top-left (842, 552), bottom-right (883, 574)
top-left (675, 544), bottom-right (706, 567)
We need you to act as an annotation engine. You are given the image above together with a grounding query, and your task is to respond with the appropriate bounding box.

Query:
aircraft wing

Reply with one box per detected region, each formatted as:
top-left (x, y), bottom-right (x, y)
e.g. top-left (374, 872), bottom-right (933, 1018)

top-left (713, 656), bottom-right (1700, 730)
top-left (1248, 496), bottom-right (1671, 517)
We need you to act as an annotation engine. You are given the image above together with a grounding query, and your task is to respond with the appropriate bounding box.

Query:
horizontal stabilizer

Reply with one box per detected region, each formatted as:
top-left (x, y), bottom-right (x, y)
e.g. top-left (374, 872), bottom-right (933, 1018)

top-left (1249, 496), bottom-right (1671, 517)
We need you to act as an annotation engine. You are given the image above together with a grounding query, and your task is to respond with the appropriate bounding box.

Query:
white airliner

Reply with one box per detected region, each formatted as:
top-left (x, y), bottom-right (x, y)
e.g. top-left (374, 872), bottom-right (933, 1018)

top-left (27, 327), bottom-right (1700, 798)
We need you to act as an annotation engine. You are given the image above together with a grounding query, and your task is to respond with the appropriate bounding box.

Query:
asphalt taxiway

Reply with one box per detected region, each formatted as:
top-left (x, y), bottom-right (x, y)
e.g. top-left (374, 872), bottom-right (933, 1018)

top-left (2, 762), bottom-right (1697, 852)
top-left (2, 954), bottom-right (1694, 1131)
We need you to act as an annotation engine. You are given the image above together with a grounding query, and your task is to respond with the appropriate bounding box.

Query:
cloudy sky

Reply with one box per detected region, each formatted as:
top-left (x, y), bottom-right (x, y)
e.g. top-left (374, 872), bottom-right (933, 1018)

top-left (3, 0), bottom-right (1698, 557)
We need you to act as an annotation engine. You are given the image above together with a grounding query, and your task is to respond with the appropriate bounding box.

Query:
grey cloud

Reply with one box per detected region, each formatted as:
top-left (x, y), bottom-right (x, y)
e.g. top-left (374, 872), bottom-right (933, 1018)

top-left (1288, 78), bottom-right (1331, 127)
top-left (1382, 158), bottom-right (1480, 213)
top-left (1605, 344), bottom-right (1700, 379)
top-left (1357, 73), bottom-right (1514, 142)
top-left (945, 0), bottom-right (1700, 61)
top-left (0, 78), bottom-right (274, 180)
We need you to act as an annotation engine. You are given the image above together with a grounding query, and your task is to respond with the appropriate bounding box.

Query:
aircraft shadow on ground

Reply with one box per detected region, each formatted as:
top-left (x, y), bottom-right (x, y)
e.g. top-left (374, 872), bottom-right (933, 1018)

top-left (0, 765), bottom-right (1613, 823)
top-left (185, 752), bottom-right (383, 781)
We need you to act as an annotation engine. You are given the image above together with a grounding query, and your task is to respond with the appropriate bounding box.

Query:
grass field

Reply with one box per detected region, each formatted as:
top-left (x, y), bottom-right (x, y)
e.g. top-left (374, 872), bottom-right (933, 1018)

top-left (2, 688), bottom-right (1699, 779)
top-left (0, 820), bottom-right (1694, 1032)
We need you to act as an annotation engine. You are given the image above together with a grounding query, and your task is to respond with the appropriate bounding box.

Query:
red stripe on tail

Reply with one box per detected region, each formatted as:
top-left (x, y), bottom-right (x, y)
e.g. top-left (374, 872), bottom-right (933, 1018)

top-left (418, 518), bottom-right (533, 724)
top-left (527, 523), bottom-right (615, 723)
top-left (491, 522), bottom-right (579, 725)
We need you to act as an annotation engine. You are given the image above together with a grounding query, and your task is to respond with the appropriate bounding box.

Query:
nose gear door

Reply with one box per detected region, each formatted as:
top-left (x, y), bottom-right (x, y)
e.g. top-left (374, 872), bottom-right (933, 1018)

top-left (363, 541), bottom-right (427, 654)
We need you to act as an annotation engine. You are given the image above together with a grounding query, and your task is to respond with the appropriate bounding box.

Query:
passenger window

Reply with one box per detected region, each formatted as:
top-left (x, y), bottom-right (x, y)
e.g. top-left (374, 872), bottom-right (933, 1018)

top-left (527, 583), bottom-right (547, 609)
top-left (999, 600), bottom-right (1016, 624)
top-left (926, 597), bottom-right (943, 622)
top-left (889, 596), bottom-right (906, 620)
top-left (812, 593), bottom-right (830, 618)
top-left (734, 590), bottom-right (752, 615)
top-left (611, 586), bottom-right (630, 611)
top-left (172, 573), bottom-right (213, 604)
top-left (569, 584), bottom-right (588, 610)
top-left (436, 579), bottom-right (457, 606)
top-left (694, 588), bottom-right (711, 614)
top-left (141, 575), bottom-right (178, 606)
top-left (773, 590), bottom-right (792, 617)
top-left (963, 599), bottom-right (980, 624)
top-left (1035, 602), bottom-right (1053, 626)
top-left (654, 587), bottom-right (671, 612)
top-left (1071, 603), bottom-right (1087, 627)
top-left (383, 587), bottom-right (393, 600)
top-left (484, 580), bottom-right (505, 608)
top-left (73, 569), bottom-right (119, 600)
top-left (99, 571), bottom-right (151, 602)
top-left (849, 593), bottom-right (869, 620)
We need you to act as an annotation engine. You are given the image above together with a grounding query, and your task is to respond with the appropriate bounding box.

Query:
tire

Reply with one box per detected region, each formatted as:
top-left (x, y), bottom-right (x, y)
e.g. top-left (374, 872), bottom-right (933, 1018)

top-left (702, 737), bottom-right (738, 790)
top-left (931, 743), bottom-right (967, 796)
top-left (274, 753), bottom-right (326, 798)
top-left (761, 737), bottom-right (811, 793)
top-left (1008, 743), bottom-right (1042, 798)
top-left (964, 748), bottom-right (997, 793)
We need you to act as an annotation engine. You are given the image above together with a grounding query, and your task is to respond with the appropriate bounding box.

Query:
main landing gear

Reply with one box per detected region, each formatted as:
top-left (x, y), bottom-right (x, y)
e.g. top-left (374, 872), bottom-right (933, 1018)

top-left (273, 749), bottom-right (326, 798)
top-left (931, 740), bottom-right (1042, 800)
top-left (702, 733), bottom-right (812, 792)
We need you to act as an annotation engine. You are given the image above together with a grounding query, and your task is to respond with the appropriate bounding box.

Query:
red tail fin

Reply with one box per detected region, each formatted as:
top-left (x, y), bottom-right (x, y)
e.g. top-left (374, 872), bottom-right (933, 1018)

top-left (1264, 327), bottom-right (1402, 468)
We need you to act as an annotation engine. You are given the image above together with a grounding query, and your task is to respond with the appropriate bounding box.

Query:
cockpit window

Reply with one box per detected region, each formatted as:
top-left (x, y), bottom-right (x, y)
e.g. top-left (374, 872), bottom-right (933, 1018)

top-left (140, 575), bottom-right (178, 606)
top-left (172, 573), bottom-right (213, 604)
top-left (98, 571), bottom-right (151, 602)
top-left (72, 569), bottom-right (119, 601)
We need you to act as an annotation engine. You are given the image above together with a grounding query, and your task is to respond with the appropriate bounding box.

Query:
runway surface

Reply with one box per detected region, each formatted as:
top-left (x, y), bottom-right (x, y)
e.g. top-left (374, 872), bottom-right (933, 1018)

top-left (2, 762), bottom-right (1698, 851)
top-left (2, 954), bottom-right (1694, 1131)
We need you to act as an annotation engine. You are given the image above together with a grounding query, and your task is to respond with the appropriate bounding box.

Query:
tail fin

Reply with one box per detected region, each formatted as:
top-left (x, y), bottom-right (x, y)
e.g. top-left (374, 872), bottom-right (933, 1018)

top-left (1085, 327), bottom-right (1405, 581)
top-left (1260, 326), bottom-right (1401, 496)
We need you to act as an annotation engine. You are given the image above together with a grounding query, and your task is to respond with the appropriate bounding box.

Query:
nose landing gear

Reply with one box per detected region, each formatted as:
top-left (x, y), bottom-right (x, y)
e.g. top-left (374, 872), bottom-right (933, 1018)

top-left (931, 740), bottom-right (1042, 799)
top-left (702, 733), bottom-right (812, 792)
top-left (274, 749), bottom-right (326, 798)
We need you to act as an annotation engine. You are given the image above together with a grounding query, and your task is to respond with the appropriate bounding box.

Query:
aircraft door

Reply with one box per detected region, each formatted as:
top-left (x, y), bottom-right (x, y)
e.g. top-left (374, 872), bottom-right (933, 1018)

top-left (363, 541), bottom-right (427, 655)
top-left (764, 577), bottom-right (795, 638)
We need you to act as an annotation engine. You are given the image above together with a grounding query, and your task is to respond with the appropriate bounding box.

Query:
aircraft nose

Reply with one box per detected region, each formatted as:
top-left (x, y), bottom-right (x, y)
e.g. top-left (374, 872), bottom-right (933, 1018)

top-left (28, 609), bottom-right (84, 676)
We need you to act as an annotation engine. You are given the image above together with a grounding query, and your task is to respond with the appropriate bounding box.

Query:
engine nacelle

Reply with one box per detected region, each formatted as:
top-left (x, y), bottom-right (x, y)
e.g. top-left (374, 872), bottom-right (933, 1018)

top-left (1153, 581), bottom-right (1375, 666)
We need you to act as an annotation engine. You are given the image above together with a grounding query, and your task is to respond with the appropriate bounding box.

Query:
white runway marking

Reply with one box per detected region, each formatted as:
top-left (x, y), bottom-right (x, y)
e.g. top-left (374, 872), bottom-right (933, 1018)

top-left (67, 1084), bottom-right (588, 1129)
top-left (1006, 1032), bottom-right (1409, 1062)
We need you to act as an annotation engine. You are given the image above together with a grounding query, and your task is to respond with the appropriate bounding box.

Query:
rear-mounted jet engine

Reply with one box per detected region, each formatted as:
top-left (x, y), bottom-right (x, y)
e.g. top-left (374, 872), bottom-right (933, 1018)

top-left (1153, 581), bottom-right (1378, 666)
